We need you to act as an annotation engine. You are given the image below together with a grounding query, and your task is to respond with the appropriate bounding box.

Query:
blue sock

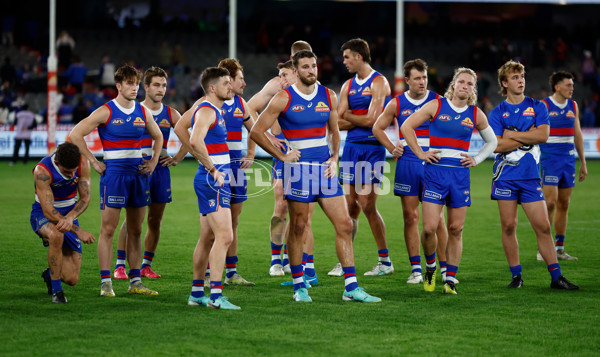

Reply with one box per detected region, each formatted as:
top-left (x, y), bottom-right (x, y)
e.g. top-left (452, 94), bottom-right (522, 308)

top-left (291, 264), bottom-right (306, 291)
top-left (210, 281), bottom-right (223, 300)
top-left (115, 250), bottom-right (126, 269)
top-left (270, 242), bottom-right (283, 266)
top-left (548, 263), bottom-right (562, 281)
top-left (225, 256), bottom-right (238, 278)
top-left (425, 253), bottom-right (437, 272)
top-left (129, 269), bottom-right (141, 284)
top-left (282, 245), bottom-right (289, 266)
top-left (191, 280), bottom-right (204, 298)
top-left (509, 264), bottom-right (522, 277)
top-left (304, 254), bottom-right (315, 277)
top-left (378, 248), bottom-right (391, 266)
top-left (342, 266), bottom-right (359, 292)
top-left (301, 253), bottom-right (308, 270)
top-left (51, 279), bottom-right (62, 294)
top-left (439, 260), bottom-right (447, 276)
top-left (555, 235), bottom-right (565, 251)
top-left (446, 264), bottom-right (458, 284)
top-left (141, 251), bottom-right (154, 269)
top-left (409, 255), bottom-right (422, 274)
top-left (100, 270), bottom-right (111, 284)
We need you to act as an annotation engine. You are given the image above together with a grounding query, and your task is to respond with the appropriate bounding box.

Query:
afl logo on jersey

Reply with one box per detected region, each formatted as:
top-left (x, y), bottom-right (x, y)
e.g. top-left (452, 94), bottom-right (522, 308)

top-left (233, 108), bottom-right (244, 117)
top-left (438, 114), bottom-right (452, 121)
top-left (502, 112), bottom-right (510, 118)
top-left (566, 110), bottom-right (576, 118)
top-left (291, 105), bottom-right (305, 112)
top-left (361, 87), bottom-right (372, 96)
top-left (461, 117), bottom-right (474, 128)
top-left (523, 107), bottom-right (535, 117)
top-left (158, 118), bottom-right (171, 128)
top-left (549, 111), bottom-right (559, 117)
top-left (314, 102), bottom-right (330, 113)
top-left (112, 118), bottom-right (124, 125)
top-left (218, 118), bottom-right (225, 127)
top-left (133, 117), bottom-right (145, 127)
top-left (401, 109), bottom-right (413, 116)
top-left (349, 89), bottom-right (357, 96)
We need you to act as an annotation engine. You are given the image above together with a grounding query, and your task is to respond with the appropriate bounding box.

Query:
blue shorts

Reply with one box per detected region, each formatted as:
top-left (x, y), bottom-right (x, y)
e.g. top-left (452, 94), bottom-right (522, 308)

top-left (229, 164), bottom-right (247, 204)
top-left (491, 179), bottom-right (545, 203)
top-left (272, 158), bottom-right (284, 181)
top-left (422, 164), bottom-right (471, 208)
top-left (194, 169), bottom-right (231, 215)
top-left (30, 205), bottom-right (82, 253)
top-left (339, 142), bottom-right (386, 185)
top-left (540, 156), bottom-right (575, 188)
top-left (148, 164), bottom-right (172, 204)
top-left (394, 159), bottom-right (426, 197)
top-left (283, 162), bottom-right (343, 203)
top-left (100, 173), bottom-right (150, 209)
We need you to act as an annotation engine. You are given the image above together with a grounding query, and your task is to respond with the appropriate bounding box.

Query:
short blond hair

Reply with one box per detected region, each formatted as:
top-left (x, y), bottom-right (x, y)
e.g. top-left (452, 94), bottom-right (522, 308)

top-left (444, 67), bottom-right (478, 106)
top-left (497, 60), bottom-right (525, 96)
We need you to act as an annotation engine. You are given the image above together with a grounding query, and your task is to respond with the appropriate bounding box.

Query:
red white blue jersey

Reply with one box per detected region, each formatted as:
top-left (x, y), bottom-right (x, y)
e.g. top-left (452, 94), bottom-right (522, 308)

top-left (191, 101), bottom-right (230, 172)
top-left (396, 90), bottom-right (440, 161)
top-left (279, 84), bottom-right (332, 163)
top-left (222, 95), bottom-right (246, 160)
top-left (140, 103), bottom-right (173, 158)
top-left (98, 100), bottom-right (147, 174)
top-left (33, 154), bottom-right (79, 210)
top-left (539, 97), bottom-right (576, 158)
top-left (489, 96), bottom-right (549, 181)
top-left (346, 70), bottom-right (391, 143)
top-left (429, 97), bottom-right (477, 168)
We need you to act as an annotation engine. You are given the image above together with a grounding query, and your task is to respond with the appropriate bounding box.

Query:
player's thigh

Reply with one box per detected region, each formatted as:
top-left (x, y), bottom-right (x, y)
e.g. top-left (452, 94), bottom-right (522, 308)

top-left (521, 200), bottom-right (551, 234)
top-left (318, 195), bottom-right (352, 229)
top-left (557, 187), bottom-right (573, 208)
top-left (206, 208), bottom-right (233, 238)
top-left (38, 222), bottom-right (63, 243)
top-left (497, 199), bottom-right (519, 228)
top-left (542, 184), bottom-right (558, 206)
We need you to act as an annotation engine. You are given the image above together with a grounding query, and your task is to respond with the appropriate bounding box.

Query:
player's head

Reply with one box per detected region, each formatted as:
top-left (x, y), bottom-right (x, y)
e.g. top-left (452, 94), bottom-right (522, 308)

top-left (218, 58), bottom-right (245, 95)
top-left (278, 60), bottom-right (296, 89)
top-left (291, 41), bottom-right (312, 57)
top-left (114, 64), bottom-right (142, 100)
top-left (54, 142), bottom-right (80, 178)
top-left (292, 50), bottom-right (318, 86)
top-left (549, 70), bottom-right (574, 99)
top-left (341, 38), bottom-right (371, 73)
top-left (143, 66), bottom-right (168, 104)
top-left (201, 67), bottom-right (233, 101)
top-left (404, 59), bottom-right (429, 97)
top-left (497, 60), bottom-right (525, 96)
top-left (445, 67), bottom-right (478, 106)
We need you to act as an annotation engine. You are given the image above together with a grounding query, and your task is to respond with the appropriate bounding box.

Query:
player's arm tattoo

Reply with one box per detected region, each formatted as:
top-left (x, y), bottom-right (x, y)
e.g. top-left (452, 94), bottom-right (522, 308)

top-left (79, 180), bottom-right (90, 196)
top-left (73, 200), bottom-right (86, 214)
top-left (71, 225), bottom-right (80, 232)
top-left (37, 173), bottom-right (51, 182)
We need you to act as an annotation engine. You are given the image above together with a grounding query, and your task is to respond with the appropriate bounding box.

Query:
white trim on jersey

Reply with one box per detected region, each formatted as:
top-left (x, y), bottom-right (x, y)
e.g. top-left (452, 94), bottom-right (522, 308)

top-left (287, 137), bottom-right (328, 150)
top-left (437, 148), bottom-right (466, 159)
top-left (546, 136), bottom-right (574, 144)
top-left (104, 150), bottom-right (143, 160)
top-left (210, 153), bottom-right (231, 165)
top-left (400, 138), bottom-right (430, 147)
top-left (35, 195), bottom-right (77, 208)
top-left (227, 142), bottom-right (243, 151)
top-left (141, 148), bottom-right (168, 157)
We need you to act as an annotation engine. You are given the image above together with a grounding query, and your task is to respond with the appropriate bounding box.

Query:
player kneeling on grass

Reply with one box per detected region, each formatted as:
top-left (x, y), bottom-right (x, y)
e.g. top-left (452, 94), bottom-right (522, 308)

top-left (31, 142), bottom-right (95, 303)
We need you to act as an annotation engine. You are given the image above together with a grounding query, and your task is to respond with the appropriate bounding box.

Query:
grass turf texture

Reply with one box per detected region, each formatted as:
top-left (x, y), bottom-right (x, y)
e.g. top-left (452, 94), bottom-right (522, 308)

top-left (1, 159), bottom-right (598, 356)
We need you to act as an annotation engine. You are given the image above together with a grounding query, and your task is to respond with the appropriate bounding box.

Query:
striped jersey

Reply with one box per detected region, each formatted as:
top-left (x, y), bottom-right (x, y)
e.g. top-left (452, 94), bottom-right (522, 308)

top-left (488, 96), bottom-right (549, 181)
top-left (539, 96), bottom-right (576, 158)
top-left (191, 101), bottom-right (230, 172)
top-left (98, 99), bottom-right (147, 174)
top-left (346, 70), bottom-right (391, 143)
top-left (140, 103), bottom-right (172, 158)
top-left (396, 90), bottom-right (440, 161)
top-left (429, 97), bottom-right (477, 168)
top-left (222, 95), bottom-right (246, 160)
top-left (33, 153), bottom-right (80, 210)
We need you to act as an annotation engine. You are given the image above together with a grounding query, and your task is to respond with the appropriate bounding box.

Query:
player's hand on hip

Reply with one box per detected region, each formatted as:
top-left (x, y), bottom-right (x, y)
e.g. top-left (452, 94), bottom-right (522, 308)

top-left (267, 133), bottom-right (286, 151)
top-left (392, 144), bottom-right (404, 158)
top-left (240, 155), bottom-right (254, 170)
top-left (460, 153), bottom-right (476, 167)
top-left (418, 150), bottom-right (440, 164)
top-left (324, 157), bottom-right (338, 178)
top-left (159, 155), bottom-right (176, 167)
top-left (283, 149), bottom-right (301, 163)
top-left (213, 170), bottom-right (226, 187)
top-left (138, 158), bottom-right (157, 176)
top-left (92, 160), bottom-right (106, 175)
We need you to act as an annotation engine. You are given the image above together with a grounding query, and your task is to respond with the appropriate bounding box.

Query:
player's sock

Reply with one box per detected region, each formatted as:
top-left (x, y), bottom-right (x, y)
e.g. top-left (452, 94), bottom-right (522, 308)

top-left (439, 260), bottom-right (447, 277)
top-left (304, 254), bottom-right (315, 277)
top-left (378, 248), bottom-right (391, 266)
top-left (100, 270), bottom-right (111, 284)
top-left (290, 264), bottom-right (306, 291)
top-left (301, 253), bottom-right (308, 271)
top-left (141, 251), bottom-right (154, 269)
top-left (270, 242), bottom-right (283, 266)
top-left (282, 245), bottom-right (290, 267)
top-left (548, 263), bottom-right (562, 281)
top-left (509, 264), bottom-right (522, 277)
top-left (51, 279), bottom-right (63, 294)
top-left (445, 264), bottom-right (458, 285)
top-left (129, 269), bottom-right (141, 284)
top-left (115, 249), bottom-right (126, 269)
top-left (205, 264), bottom-right (210, 278)
top-left (425, 253), bottom-right (437, 272)
top-left (409, 255), bottom-right (422, 274)
top-left (555, 235), bottom-right (565, 251)
top-left (209, 281), bottom-right (223, 300)
top-left (191, 280), bottom-right (204, 298)
top-left (342, 266), bottom-right (359, 292)
top-left (225, 256), bottom-right (238, 278)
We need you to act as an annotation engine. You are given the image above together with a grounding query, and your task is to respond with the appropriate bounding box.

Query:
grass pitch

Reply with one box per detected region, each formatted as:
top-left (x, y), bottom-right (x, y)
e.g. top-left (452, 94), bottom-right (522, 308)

top-left (0, 159), bottom-right (599, 356)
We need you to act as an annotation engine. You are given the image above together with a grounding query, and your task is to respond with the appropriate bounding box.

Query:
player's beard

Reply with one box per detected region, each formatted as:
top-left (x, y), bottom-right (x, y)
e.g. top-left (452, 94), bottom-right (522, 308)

top-left (298, 74), bottom-right (317, 86)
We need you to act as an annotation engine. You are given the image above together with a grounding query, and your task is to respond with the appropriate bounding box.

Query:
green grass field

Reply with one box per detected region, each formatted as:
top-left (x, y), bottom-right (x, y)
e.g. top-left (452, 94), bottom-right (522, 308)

top-left (1, 159), bottom-right (599, 356)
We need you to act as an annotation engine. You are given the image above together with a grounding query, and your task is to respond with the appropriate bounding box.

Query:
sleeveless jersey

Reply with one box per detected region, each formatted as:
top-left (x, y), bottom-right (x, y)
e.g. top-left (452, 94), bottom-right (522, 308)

top-left (539, 97), bottom-right (576, 158)
top-left (191, 101), bottom-right (230, 173)
top-left (346, 70), bottom-right (391, 143)
top-left (429, 98), bottom-right (477, 168)
top-left (279, 84), bottom-right (332, 163)
top-left (396, 90), bottom-right (440, 161)
top-left (98, 99), bottom-right (147, 174)
top-left (140, 103), bottom-right (172, 158)
top-left (488, 96), bottom-right (549, 181)
top-left (222, 95), bottom-right (246, 160)
top-left (33, 154), bottom-right (80, 210)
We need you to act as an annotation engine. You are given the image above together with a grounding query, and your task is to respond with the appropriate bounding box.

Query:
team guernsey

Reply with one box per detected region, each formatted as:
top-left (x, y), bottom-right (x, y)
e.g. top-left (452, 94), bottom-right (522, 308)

top-left (539, 97), bottom-right (577, 188)
top-left (279, 83), bottom-right (343, 202)
top-left (422, 98), bottom-right (477, 207)
top-left (30, 154), bottom-right (82, 253)
top-left (222, 94), bottom-right (248, 203)
top-left (271, 132), bottom-right (287, 180)
top-left (394, 90), bottom-right (439, 196)
top-left (98, 99), bottom-right (150, 208)
top-left (192, 101), bottom-right (231, 214)
top-left (140, 102), bottom-right (173, 203)
top-left (340, 70), bottom-right (390, 185)
top-left (488, 96), bottom-right (549, 202)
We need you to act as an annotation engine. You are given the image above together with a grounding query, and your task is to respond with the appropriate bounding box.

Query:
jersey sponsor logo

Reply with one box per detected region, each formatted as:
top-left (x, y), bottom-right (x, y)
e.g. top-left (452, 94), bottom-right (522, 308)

top-left (233, 108), bottom-right (244, 117)
top-left (107, 196), bottom-right (126, 205)
top-left (290, 188), bottom-right (309, 198)
top-left (112, 118), bottom-right (124, 125)
top-left (314, 101), bottom-right (330, 112)
top-left (339, 172), bottom-right (354, 182)
top-left (133, 117), bottom-right (145, 127)
top-left (494, 188), bottom-right (511, 197)
top-left (223, 197), bottom-right (230, 205)
top-left (158, 118), bottom-right (171, 128)
top-left (502, 112), bottom-right (510, 118)
top-left (549, 111), bottom-right (559, 117)
top-left (438, 114), bottom-right (452, 121)
top-left (423, 190), bottom-right (442, 200)
top-left (394, 183), bottom-right (411, 192)
top-left (523, 107), bottom-right (535, 117)
top-left (361, 86), bottom-right (372, 96)
top-left (349, 89), bottom-right (357, 95)
top-left (566, 110), bottom-right (576, 118)
top-left (291, 105), bottom-right (305, 112)
top-left (544, 175), bottom-right (559, 183)
top-left (461, 117), bottom-right (474, 128)
top-left (401, 109), bottom-right (413, 116)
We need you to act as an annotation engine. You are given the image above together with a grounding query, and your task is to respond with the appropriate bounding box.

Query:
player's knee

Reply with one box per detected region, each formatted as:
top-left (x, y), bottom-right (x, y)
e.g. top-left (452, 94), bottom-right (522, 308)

top-left (47, 230), bottom-right (64, 246)
top-left (447, 223), bottom-right (464, 237)
top-left (291, 221), bottom-right (307, 238)
top-left (501, 221), bottom-right (517, 236)
top-left (403, 209), bottom-right (419, 227)
top-left (62, 275), bottom-right (79, 286)
top-left (336, 217), bottom-right (353, 237)
top-left (545, 199), bottom-right (556, 212)
top-left (557, 197), bottom-right (570, 211)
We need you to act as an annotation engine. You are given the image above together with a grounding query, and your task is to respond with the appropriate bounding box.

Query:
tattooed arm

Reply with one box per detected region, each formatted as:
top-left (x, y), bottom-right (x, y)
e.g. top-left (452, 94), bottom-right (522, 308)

top-left (57, 156), bottom-right (91, 232)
